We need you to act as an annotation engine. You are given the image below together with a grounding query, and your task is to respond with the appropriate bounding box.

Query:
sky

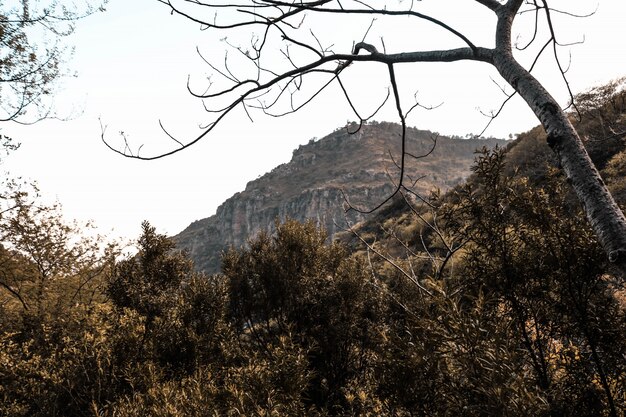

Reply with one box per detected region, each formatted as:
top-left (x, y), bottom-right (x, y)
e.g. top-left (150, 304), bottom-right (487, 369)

top-left (2, 0), bottom-right (625, 241)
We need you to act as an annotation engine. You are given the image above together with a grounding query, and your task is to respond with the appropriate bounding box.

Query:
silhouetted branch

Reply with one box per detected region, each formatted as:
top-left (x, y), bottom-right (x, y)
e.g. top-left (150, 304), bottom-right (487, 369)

top-left (102, 1), bottom-right (626, 270)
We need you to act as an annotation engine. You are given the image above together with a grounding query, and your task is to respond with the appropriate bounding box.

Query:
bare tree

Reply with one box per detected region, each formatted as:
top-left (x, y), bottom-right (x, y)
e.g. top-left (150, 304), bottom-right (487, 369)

top-left (0, 0), bottom-right (106, 123)
top-left (105, 0), bottom-right (626, 273)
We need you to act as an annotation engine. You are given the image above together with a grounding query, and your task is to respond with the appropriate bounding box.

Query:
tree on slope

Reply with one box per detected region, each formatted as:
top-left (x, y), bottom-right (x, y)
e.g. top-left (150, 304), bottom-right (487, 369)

top-left (106, 0), bottom-right (626, 273)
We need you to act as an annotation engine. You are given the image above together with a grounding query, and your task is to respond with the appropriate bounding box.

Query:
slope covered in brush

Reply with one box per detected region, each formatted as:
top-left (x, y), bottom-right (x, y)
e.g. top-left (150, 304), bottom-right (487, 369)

top-left (175, 121), bottom-right (505, 273)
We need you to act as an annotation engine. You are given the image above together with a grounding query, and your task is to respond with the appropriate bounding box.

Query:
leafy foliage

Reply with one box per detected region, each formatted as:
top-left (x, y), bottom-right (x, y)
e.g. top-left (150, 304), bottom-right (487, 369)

top-left (0, 183), bottom-right (116, 332)
top-left (222, 220), bottom-right (386, 414)
top-left (444, 148), bottom-right (625, 416)
top-left (0, 1), bottom-right (106, 121)
top-left (2, 81), bottom-right (625, 416)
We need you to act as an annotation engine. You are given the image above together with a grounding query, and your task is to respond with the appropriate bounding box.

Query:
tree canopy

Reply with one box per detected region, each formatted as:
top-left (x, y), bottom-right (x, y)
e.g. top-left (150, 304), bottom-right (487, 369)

top-left (0, 0), bottom-right (106, 122)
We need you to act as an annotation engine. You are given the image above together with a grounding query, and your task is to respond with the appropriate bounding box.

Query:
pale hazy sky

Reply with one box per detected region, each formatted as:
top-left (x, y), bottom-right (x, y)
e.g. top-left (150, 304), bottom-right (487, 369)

top-left (2, 0), bottom-right (625, 241)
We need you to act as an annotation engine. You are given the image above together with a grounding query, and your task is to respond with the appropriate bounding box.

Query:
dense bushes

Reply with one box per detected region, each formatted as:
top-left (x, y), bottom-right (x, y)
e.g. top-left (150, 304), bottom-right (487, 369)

top-left (1, 80), bottom-right (625, 414)
top-left (2, 175), bottom-right (623, 415)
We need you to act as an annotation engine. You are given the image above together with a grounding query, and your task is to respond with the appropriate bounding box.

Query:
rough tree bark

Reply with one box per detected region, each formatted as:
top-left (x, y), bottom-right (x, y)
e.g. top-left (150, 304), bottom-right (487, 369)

top-left (488, 1), bottom-right (626, 272)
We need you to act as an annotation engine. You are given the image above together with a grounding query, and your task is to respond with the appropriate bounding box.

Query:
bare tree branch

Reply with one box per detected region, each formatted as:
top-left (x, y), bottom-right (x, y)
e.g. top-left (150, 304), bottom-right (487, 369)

top-left (103, 0), bottom-right (626, 271)
top-left (474, 0), bottom-right (502, 12)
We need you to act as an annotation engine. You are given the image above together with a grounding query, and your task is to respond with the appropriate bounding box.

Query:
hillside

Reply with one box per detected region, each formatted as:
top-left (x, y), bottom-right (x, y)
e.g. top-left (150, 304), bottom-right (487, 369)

top-left (344, 78), bottom-right (626, 262)
top-left (174, 121), bottom-right (506, 273)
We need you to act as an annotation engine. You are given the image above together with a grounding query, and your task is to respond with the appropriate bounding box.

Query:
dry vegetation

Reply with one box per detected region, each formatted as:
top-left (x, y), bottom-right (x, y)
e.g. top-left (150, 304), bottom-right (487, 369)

top-left (0, 81), bottom-right (625, 416)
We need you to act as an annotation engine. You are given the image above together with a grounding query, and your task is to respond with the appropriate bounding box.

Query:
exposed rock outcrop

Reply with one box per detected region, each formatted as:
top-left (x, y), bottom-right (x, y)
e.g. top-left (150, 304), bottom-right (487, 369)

top-left (174, 122), bottom-right (506, 273)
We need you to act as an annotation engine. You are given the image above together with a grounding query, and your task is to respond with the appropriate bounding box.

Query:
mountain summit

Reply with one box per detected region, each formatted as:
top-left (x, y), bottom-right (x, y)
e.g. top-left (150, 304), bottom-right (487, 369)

top-left (174, 122), bottom-right (506, 273)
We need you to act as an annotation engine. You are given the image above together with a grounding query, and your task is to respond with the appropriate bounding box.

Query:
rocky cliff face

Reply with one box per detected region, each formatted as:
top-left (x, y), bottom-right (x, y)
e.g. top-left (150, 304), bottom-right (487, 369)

top-left (174, 122), bottom-right (506, 273)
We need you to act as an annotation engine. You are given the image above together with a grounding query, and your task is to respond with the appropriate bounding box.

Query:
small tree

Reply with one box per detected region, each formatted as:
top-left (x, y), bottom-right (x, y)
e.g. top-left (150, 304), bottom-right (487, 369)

top-left (0, 189), bottom-right (115, 328)
top-left (108, 221), bottom-right (192, 323)
top-left (0, 1), bottom-right (106, 122)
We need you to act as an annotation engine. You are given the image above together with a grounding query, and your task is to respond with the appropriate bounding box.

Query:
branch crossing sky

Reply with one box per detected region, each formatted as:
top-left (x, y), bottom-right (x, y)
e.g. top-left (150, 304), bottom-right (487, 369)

top-left (3, 0), bottom-right (625, 241)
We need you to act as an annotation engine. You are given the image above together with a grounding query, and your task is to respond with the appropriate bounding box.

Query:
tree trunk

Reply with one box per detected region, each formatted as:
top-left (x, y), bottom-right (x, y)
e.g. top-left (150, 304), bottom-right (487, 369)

top-left (493, 51), bottom-right (626, 274)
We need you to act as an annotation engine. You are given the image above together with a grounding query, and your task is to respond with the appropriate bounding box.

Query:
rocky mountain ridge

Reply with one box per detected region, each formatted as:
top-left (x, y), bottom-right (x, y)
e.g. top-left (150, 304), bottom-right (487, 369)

top-left (174, 122), bottom-right (506, 273)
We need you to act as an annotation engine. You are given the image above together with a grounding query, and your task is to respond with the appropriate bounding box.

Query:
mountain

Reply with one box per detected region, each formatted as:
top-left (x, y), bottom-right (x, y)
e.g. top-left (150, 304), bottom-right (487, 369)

top-left (174, 121), bottom-right (507, 273)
